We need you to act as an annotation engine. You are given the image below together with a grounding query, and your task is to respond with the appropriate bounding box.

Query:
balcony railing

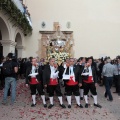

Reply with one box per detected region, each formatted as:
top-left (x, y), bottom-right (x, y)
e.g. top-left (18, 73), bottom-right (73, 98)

top-left (0, 0), bottom-right (32, 35)
top-left (12, 0), bottom-right (24, 13)
top-left (12, 0), bottom-right (32, 27)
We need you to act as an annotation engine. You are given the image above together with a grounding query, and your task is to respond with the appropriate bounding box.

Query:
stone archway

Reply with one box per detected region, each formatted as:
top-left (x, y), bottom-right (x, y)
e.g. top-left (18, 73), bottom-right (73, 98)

top-left (0, 17), bottom-right (14, 57)
top-left (0, 17), bottom-right (9, 40)
top-left (15, 33), bottom-right (23, 58)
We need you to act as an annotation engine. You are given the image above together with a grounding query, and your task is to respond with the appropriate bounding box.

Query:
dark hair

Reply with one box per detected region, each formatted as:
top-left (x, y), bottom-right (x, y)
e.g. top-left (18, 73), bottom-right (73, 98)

top-left (7, 53), bottom-right (13, 59)
top-left (49, 58), bottom-right (55, 61)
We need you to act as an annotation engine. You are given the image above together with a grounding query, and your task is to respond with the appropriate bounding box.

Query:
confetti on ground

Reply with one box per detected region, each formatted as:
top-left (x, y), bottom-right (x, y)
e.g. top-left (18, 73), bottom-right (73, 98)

top-left (0, 79), bottom-right (120, 120)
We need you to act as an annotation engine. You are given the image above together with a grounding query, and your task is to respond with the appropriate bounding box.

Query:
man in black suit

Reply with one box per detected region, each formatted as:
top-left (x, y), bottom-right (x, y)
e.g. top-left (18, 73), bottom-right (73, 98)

top-left (26, 58), bottom-right (46, 107)
top-left (43, 58), bottom-right (66, 109)
top-left (63, 58), bottom-right (83, 108)
top-left (80, 57), bottom-right (102, 108)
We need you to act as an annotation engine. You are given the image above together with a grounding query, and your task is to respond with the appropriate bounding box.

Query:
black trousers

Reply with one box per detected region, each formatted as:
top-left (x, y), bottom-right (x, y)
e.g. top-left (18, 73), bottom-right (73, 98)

top-left (63, 80), bottom-right (67, 92)
top-left (118, 75), bottom-right (120, 93)
top-left (114, 75), bottom-right (120, 93)
top-left (83, 82), bottom-right (97, 95)
top-left (66, 85), bottom-right (80, 96)
top-left (47, 84), bottom-right (62, 97)
top-left (30, 83), bottom-right (44, 95)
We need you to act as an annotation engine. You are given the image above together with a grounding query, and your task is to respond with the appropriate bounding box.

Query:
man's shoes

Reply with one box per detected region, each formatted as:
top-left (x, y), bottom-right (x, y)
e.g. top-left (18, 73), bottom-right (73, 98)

top-left (31, 103), bottom-right (36, 107)
top-left (60, 104), bottom-right (66, 108)
top-left (2, 101), bottom-right (8, 106)
top-left (107, 99), bottom-right (113, 102)
top-left (94, 103), bottom-right (102, 108)
top-left (85, 103), bottom-right (88, 108)
top-left (44, 104), bottom-right (47, 108)
top-left (113, 91), bottom-right (118, 93)
top-left (80, 97), bottom-right (83, 100)
top-left (68, 104), bottom-right (71, 108)
top-left (77, 104), bottom-right (83, 108)
top-left (48, 104), bottom-right (54, 109)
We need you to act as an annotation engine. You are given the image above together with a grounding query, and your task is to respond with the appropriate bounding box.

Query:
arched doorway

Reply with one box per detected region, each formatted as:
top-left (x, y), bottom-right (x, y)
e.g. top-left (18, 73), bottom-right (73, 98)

top-left (0, 17), bottom-right (10, 57)
top-left (15, 33), bottom-right (22, 58)
top-left (0, 17), bottom-right (9, 40)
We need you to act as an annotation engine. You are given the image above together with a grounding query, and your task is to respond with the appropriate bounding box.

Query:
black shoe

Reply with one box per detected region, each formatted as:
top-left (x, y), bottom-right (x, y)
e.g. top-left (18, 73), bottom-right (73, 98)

top-left (68, 104), bottom-right (71, 108)
top-left (80, 97), bottom-right (83, 100)
top-left (77, 104), bottom-right (83, 108)
top-left (94, 103), bottom-right (102, 108)
top-left (107, 99), bottom-right (113, 102)
top-left (48, 104), bottom-right (54, 109)
top-left (2, 101), bottom-right (8, 106)
top-left (44, 104), bottom-right (47, 108)
top-left (60, 104), bottom-right (66, 108)
top-left (85, 103), bottom-right (88, 108)
top-left (113, 91), bottom-right (118, 93)
top-left (118, 93), bottom-right (120, 96)
top-left (104, 93), bottom-right (107, 98)
top-left (31, 103), bottom-right (36, 107)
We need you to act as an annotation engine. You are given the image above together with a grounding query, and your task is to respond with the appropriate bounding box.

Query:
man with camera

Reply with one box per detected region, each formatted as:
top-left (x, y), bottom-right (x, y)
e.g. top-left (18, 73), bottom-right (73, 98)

top-left (2, 53), bottom-right (18, 105)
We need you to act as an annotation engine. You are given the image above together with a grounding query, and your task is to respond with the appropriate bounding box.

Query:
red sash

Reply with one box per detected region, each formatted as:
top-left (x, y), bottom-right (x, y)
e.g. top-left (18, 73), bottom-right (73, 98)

top-left (48, 78), bottom-right (58, 85)
top-left (29, 77), bottom-right (39, 84)
top-left (66, 76), bottom-right (78, 86)
top-left (84, 76), bottom-right (93, 83)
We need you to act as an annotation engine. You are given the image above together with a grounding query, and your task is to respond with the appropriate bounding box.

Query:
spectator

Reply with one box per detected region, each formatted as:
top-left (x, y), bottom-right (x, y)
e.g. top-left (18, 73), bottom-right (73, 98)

top-left (2, 53), bottom-right (18, 105)
top-left (102, 58), bottom-right (115, 101)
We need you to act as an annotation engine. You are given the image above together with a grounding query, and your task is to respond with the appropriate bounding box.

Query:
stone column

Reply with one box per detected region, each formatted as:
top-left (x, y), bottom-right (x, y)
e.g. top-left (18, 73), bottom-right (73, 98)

top-left (0, 40), bottom-right (16, 57)
top-left (16, 45), bottom-right (24, 58)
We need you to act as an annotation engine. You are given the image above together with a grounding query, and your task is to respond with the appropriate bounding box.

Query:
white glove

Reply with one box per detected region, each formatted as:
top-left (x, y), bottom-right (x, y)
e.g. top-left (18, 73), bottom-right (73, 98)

top-left (53, 71), bottom-right (59, 79)
top-left (81, 73), bottom-right (89, 76)
top-left (29, 73), bottom-right (38, 77)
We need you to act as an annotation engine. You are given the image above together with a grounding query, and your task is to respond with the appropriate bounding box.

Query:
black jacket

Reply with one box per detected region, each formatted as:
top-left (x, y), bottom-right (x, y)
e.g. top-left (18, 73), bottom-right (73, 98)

top-left (79, 66), bottom-right (97, 84)
top-left (26, 65), bottom-right (43, 84)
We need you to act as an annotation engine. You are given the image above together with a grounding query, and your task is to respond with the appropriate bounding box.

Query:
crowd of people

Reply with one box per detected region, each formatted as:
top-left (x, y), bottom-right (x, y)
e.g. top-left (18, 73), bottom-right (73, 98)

top-left (0, 53), bottom-right (120, 108)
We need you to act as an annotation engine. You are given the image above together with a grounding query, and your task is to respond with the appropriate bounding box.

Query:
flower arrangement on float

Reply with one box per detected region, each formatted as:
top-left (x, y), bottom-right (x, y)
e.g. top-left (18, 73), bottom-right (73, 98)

top-left (47, 52), bottom-right (70, 64)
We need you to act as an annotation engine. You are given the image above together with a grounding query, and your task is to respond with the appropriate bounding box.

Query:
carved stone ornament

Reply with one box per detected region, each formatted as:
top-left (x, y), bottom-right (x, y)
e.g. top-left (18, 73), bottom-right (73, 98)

top-left (41, 22), bottom-right (46, 28)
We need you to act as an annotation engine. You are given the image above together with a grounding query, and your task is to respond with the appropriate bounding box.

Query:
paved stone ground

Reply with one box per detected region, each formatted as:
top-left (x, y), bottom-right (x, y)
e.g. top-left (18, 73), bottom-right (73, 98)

top-left (0, 79), bottom-right (120, 120)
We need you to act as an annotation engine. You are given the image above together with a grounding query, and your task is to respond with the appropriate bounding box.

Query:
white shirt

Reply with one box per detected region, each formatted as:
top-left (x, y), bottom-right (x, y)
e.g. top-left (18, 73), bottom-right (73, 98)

top-left (50, 65), bottom-right (58, 79)
top-left (70, 66), bottom-right (74, 75)
top-left (0, 63), bottom-right (3, 67)
top-left (32, 66), bottom-right (36, 73)
top-left (88, 66), bottom-right (92, 76)
top-left (29, 66), bottom-right (38, 78)
top-left (70, 66), bottom-right (75, 81)
top-left (50, 66), bottom-right (55, 72)
top-left (81, 66), bottom-right (92, 76)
